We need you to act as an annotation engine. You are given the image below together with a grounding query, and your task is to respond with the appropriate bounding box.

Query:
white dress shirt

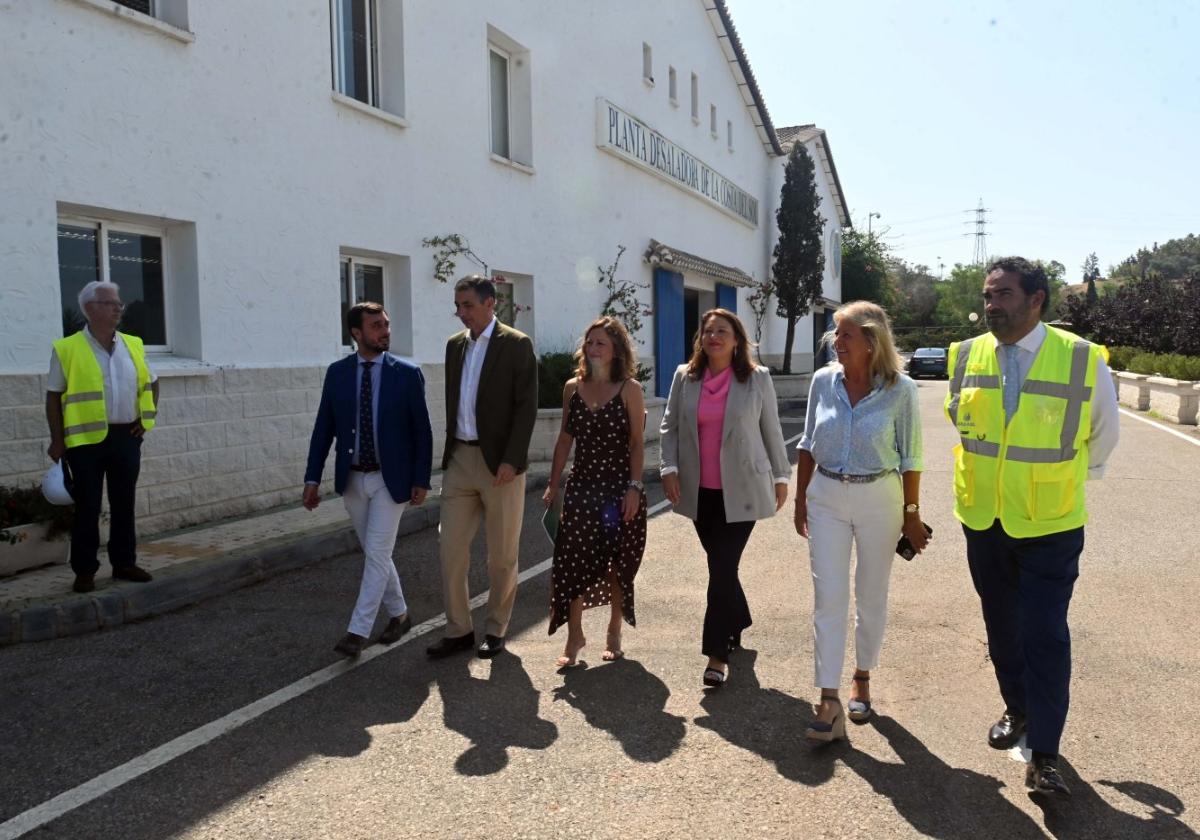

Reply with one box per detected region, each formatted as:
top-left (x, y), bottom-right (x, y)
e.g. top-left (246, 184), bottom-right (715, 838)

top-left (47, 327), bottom-right (158, 424)
top-left (1000, 322), bottom-right (1119, 479)
top-left (455, 317), bottom-right (497, 441)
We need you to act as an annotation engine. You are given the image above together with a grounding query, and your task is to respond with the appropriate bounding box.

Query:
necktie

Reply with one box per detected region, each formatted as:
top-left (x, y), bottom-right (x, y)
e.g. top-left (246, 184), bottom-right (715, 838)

top-left (359, 361), bottom-right (377, 467)
top-left (1001, 344), bottom-right (1021, 424)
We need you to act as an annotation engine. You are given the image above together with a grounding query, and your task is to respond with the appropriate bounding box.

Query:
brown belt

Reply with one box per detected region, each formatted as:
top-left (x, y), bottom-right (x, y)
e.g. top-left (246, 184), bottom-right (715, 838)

top-left (455, 438), bottom-right (481, 447)
top-left (349, 464), bottom-right (380, 472)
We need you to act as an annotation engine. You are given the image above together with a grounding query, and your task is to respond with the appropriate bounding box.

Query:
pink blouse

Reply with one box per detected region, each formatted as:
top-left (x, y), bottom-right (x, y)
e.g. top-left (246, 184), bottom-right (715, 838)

top-left (697, 365), bottom-right (733, 489)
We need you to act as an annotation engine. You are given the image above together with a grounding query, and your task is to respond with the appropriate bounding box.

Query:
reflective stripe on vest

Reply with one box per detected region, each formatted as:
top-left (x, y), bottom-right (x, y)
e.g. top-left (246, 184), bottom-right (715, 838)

top-left (948, 338), bottom-right (1093, 465)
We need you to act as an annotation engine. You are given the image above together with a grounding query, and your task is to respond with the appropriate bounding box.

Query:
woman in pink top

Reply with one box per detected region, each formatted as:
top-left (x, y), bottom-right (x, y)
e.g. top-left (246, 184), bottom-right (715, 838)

top-left (660, 309), bottom-right (791, 687)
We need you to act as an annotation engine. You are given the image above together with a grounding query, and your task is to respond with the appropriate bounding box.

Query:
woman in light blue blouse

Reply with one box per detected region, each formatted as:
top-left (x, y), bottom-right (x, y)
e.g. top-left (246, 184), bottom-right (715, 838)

top-left (793, 301), bottom-right (928, 743)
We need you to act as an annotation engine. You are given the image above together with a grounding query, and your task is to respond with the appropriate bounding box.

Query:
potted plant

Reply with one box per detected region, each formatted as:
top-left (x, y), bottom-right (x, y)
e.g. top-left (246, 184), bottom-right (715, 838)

top-left (0, 484), bottom-right (73, 576)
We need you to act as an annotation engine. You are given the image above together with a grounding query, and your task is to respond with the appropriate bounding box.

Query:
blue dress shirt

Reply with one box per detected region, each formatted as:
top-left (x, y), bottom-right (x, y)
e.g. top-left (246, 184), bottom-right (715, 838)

top-left (798, 365), bottom-right (924, 475)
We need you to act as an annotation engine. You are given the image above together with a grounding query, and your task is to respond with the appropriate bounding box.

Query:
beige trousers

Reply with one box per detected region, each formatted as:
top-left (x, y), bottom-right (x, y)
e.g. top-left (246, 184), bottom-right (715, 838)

top-left (438, 444), bottom-right (526, 637)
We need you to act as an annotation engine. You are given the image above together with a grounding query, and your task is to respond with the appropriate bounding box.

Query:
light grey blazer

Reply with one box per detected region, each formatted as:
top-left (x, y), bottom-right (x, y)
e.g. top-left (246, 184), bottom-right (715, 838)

top-left (659, 364), bottom-right (791, 522)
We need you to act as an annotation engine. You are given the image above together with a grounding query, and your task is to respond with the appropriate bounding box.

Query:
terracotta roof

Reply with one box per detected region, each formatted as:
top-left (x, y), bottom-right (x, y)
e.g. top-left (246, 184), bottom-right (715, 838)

top-left (776, 124), bottom-right (852, 229)
top-left (705, 1), bottom-right (784, 157)
top-left (645, 239), bottom-right (756, 287)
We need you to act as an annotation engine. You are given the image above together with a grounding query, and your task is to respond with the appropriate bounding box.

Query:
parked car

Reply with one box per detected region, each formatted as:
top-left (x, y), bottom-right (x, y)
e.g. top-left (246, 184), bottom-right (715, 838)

top-left (907, 347), bottom-right (948, 379)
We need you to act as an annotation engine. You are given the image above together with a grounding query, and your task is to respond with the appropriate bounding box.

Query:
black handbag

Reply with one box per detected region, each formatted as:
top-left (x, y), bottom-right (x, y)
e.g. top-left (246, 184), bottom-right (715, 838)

top-left (896, 522), bottom-right (933, 561)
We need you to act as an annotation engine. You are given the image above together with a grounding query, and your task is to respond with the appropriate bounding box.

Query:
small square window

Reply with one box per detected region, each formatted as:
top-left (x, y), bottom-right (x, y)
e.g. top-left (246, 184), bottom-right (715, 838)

top-left (339, 256), bottom-right (385, 348)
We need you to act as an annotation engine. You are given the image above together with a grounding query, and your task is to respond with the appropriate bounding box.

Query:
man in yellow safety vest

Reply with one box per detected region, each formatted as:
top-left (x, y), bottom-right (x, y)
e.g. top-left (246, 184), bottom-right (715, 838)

top-left (46, 281), bottom-right (159, 594)
top-left (945, 257), bottom-right (1119, 797)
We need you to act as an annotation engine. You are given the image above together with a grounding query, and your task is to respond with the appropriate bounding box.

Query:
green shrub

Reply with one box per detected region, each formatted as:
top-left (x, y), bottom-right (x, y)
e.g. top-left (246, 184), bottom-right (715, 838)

top-left (537, 352), bottom-right (576, 409)
top-left (1124, 351), bottom-right (1200, 381)
top-left (1105, 345), bottom-right (1137, 371)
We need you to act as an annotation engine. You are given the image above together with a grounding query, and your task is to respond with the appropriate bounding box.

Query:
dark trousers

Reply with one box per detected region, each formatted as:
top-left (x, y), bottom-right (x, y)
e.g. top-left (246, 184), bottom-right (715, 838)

top-left (694, 488), bottom-right (756, 663)
top-left (964, 519), bottom-right (1083, 756)
top-left (64, 424), bottom-right (143, 575)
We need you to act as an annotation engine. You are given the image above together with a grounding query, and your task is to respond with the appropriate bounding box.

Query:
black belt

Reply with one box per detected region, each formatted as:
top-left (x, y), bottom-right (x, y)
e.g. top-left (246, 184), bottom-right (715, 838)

top-left (816, 465), bottom-right (893, 484)
top-left (349, 464), bottom-right (380, 473)
top-left (454, 438), bottom-right (481, 447)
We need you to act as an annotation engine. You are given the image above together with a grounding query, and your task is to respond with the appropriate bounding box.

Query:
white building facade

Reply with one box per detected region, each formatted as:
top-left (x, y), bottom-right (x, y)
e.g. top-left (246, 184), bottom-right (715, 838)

top-left (0, 0), bottom-right (849, 534)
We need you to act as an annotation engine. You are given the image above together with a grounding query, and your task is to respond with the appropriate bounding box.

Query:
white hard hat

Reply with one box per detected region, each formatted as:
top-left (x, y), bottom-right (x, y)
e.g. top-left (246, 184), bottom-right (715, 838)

top-left (42, 459), bottom-right (75, 506)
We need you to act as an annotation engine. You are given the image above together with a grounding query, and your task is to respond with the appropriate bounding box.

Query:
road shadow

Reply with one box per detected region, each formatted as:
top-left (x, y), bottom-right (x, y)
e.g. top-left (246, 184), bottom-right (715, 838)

top-left (1033, 764), bottom-right (1193, 838)
top-left (691, 648), bottom-right (838, 786)
top-left (550, 656), bottom-right (686, 763)
top-left (842, 715), bottom-right (1047, 839)
top-left (434, 650), bottom-right (558, 776)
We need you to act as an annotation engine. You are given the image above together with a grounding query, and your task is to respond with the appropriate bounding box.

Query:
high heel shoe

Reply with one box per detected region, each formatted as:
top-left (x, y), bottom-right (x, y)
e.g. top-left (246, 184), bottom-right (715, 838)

top-left (806, 696), bottom-right (846, 744)
top-left (848, 673), bottom-right (873, 723)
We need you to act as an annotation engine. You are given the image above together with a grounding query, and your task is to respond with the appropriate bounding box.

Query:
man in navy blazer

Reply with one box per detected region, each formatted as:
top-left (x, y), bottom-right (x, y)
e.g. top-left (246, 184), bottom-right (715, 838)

top-left (303, 303), bottom-right (433, 658)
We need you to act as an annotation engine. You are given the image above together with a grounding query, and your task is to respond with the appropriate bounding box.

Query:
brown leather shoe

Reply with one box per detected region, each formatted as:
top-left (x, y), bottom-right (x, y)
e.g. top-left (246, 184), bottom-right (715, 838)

top-left (112, 565), bottom-right (153, 583)
top-left (72, 574), bottom-right (95, 593)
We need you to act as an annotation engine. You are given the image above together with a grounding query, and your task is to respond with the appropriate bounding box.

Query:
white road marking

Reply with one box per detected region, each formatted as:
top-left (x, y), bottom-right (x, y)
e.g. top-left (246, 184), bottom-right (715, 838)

top-left (0, 497), bottom-right (675, 840)
top-left (1119, 408), bottom-right (1200, 448)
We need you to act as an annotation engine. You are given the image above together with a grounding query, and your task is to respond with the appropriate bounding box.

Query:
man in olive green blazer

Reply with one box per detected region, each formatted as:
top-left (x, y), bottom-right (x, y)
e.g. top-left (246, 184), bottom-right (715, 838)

top-left (427, 275), bottom-right (538, 660)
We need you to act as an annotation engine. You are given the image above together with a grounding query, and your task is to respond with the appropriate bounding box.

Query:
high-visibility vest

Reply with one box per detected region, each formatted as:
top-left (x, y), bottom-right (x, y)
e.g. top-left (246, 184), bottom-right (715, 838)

top-left (52, 331), bottom-right (157, 448)
top-left (944, 325), bottom-right (1106, 538)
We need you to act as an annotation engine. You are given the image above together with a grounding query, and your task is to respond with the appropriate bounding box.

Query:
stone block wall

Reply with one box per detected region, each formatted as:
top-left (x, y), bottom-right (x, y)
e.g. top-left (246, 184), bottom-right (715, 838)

top-left (0, 363), bottom-right (671, 537)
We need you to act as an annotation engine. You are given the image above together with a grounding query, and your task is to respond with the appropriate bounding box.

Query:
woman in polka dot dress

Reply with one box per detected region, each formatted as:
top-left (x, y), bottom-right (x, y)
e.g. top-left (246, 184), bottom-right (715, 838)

top-left (543, 317), bottom-right (647, 667)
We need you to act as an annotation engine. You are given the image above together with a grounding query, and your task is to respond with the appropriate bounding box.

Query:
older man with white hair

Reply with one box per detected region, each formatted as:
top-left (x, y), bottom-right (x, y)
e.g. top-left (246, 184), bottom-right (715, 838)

top-left (46, 280), bottom-right (160, 593)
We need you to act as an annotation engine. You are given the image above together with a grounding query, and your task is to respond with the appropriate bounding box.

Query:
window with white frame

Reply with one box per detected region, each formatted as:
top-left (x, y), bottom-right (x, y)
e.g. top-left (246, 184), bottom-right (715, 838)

top-left (668, 66), bottom-right (677, 104)
top-left (330, 0), bottom-right (379, 107)
top-left (690, 73), bottom-right (699, 122)
top-left (493, 277), bottom-right (516, 326)
top-left (642, 43), bottom-right (653, 84)
top-left (66, 0), bottom-right (191, 33)
top-left (489, 45), bottom-right (510, 159)
top-left (329, 0), bottom-right (405, 118)
top-left (339, 255), bottom-right (386, 347)
top-left (710, 104), bottom-right (717, 136)
top-left (727, 119), bottom-right (734, 150)
top-left (487, 26), bottom-right (533, 168)
top-left (57, 218), bottom-right (168, 348)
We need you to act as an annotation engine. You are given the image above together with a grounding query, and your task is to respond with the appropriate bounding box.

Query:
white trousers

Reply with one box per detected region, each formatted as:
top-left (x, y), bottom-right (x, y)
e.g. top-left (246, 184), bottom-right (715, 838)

top-left (343, 470), bottom-right (409, 637)
top-left (807, 470), bottom-right (904, 689)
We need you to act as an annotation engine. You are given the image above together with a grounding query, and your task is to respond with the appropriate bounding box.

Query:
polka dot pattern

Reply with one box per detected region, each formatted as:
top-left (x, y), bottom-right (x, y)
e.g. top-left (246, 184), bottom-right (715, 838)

top-left (548, 390), bottom-right (647, 635)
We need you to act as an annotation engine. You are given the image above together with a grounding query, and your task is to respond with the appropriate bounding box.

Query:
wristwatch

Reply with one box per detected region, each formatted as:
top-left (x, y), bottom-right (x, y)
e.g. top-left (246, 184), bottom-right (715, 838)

top-left (904, 503), bottom-right (920, 514)
top-left (628, 479), bottom-right (645, 492)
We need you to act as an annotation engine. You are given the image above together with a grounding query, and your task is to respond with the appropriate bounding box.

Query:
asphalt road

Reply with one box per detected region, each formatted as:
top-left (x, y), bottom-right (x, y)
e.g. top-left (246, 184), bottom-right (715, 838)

top-left (2, 384), bottom-right (1197, 838)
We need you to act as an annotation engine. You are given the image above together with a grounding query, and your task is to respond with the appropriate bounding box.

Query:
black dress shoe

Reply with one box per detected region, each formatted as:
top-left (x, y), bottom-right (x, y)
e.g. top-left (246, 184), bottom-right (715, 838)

top-left (1025, 756), bottom-right (1072, 796)
top-left (112, 565), bottom-right (153, 583)
top-left (988, 710), bottom-right (1027, 749)
top-left (426, 633), bottom-right (475, 659)
top-left (72, 574), bottom-right (95, 593)
top-left (477, 634), bottom-right (506, 659)
top-left (333, 632), bottom-right (367, 659)
top-left (378, 614), bottom-right (413, 645)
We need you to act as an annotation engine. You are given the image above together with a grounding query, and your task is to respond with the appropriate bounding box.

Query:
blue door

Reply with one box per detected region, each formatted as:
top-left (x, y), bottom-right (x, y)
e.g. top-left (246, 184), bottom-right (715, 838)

top-left (654, 268), bottom-right (684, 398)
top-left (716, 282), bottom-right (737, 313)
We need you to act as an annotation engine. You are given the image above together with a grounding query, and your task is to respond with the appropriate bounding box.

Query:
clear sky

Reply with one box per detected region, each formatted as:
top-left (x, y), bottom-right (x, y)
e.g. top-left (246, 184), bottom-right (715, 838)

top-left (730, 0), bottom-right (1200, 281)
